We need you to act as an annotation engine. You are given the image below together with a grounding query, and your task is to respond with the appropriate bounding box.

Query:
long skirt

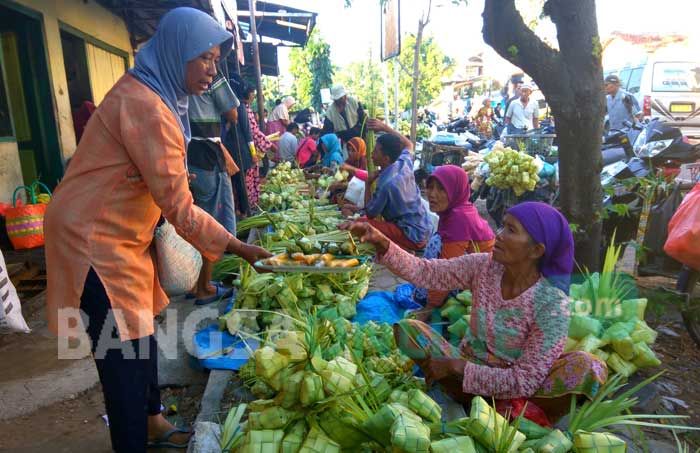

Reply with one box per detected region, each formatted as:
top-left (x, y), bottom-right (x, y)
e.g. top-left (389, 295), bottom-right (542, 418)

top-left (245, 167), bottom-right (260, 209)
top-left (395, 319), bottom-right (608, 401)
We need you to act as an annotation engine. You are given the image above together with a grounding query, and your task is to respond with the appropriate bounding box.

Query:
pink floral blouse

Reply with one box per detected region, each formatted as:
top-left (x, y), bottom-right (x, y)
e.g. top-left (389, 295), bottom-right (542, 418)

top-left (246, 104), bottom-right (272, 153)
top-left (380, 243), bottom-right (570, 399)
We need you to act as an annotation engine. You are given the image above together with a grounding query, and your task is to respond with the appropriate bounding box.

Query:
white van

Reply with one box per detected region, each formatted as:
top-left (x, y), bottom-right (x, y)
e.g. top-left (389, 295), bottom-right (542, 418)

top-left (605, 55), bottom-right (700, 138)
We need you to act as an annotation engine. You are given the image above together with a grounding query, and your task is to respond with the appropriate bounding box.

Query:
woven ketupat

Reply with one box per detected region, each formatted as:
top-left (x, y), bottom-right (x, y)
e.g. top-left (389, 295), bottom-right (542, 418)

top-left (318, 409), bottom-right (370, 448)
top-left (298, 426), bottom-right (341, 453)
top-left (258, 406), bottom-right (295, 429)
top-left (276, 370), bottom-right (305, 409)
top-left (468, 396), bottom-right (525, 452)
top-left (299, 371), bottom-right (324, 407)
top-left (239, 429), bottom-right (284, 453)
top-left (254, 346), bottom-right (290, 380)
top-left (390, 413), bottom-right (431, 453)
top-left (534, 429), bottom-right (573, 453)
top-left (362, 403), bottom-right (420, 446)
top-left (430, 435), bottom-right (477, 453)
top-left (406, 389), bottom-right (442, 423)
top-left (281, 420), bottom-right (307, 453)
top-left (573, 431), bottom-right (627, 452)
top-left (389, 390), bottom-right (411, 406)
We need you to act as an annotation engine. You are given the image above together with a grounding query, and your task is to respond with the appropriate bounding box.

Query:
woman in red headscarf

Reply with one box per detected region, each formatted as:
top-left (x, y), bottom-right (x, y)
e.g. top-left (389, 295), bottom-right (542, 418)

top-left (417, 165), bottom-right (495, 312)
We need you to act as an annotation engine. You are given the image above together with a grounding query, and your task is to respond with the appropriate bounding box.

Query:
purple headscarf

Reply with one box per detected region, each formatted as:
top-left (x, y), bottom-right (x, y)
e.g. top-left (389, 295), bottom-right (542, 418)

top-left (507, 202), bottom-right (575, 294)
top-left (428, 165), bottom-right (494, 243)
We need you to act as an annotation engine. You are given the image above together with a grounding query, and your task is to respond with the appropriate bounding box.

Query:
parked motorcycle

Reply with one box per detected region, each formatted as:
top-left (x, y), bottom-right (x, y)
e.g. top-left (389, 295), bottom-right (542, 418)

top-left (599, 119), bottom-right (700, 246)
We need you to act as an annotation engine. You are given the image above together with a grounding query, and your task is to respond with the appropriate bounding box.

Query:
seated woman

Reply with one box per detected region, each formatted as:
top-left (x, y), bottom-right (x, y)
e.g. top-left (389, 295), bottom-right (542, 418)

top-left (413, 165), bottom-right (495, 317)
top-left (328, 137), bottom-right (368, 204)
top-left (342, 202), bottom-right (607, 420)
top-left (318, 133), bottom-right (344, 171)
top-left (296, 127), bottom-right (322, 168)
top-left (345, 137), bottom-right (367, 170)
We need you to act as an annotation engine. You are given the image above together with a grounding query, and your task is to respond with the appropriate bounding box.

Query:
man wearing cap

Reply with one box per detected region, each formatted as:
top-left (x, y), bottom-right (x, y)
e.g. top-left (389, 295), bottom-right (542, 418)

top-left (323, 84), bottom-right (366, 142)
top-left (504, 77), bottom-right (524, 117)
top-left (505, 84), bottom-right (539, 134)
top-left (605, 74), bottom-right (642, 130)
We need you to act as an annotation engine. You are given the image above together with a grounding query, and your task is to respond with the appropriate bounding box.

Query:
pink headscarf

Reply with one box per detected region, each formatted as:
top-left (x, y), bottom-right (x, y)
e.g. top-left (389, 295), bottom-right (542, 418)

top-left (428, 165), bottom-right (495, 243)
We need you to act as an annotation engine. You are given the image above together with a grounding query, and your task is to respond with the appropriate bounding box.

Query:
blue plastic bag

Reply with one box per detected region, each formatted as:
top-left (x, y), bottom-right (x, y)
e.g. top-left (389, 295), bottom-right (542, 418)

top-left (191, 325), bottom-right (259, 371)
top-left (353, 285), bottom-right (421, 325)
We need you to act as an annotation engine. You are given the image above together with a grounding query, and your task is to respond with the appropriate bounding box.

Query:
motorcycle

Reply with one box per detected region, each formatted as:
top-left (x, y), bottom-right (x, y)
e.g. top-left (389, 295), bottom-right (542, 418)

top-left (599, 119), bottom-right (700, 246)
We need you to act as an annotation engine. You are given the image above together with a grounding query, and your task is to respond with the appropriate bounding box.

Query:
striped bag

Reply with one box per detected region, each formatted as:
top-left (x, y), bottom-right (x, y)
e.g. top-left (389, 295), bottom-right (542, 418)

top-left (5, 182), bottom-right (51, 250)
top-left (0, 249), bottom-right (30, 333)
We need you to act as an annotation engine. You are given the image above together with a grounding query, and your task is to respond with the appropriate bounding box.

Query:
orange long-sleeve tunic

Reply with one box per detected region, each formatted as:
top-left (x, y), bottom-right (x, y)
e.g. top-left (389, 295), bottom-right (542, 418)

top-left (45, 74), bottom-right (233, 341)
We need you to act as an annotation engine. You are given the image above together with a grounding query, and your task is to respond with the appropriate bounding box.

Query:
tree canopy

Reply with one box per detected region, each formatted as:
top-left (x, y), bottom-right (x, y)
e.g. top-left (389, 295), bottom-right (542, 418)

top-left (389, 34), bottom-right (455, 111)
top-left (288, 29), bottom-right (334, 111)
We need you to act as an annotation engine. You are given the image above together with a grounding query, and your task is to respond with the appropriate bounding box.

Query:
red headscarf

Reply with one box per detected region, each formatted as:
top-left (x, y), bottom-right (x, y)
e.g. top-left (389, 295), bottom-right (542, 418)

top-left (428, 165), bottom-right (494, 243)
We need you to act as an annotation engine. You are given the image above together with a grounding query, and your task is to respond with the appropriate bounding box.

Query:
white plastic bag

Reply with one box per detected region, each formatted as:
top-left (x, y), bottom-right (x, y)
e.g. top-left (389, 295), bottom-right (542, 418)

top-left (0, 250), bottom-right (30, 333)
top-left (154, 221), bottom-right (203, 297)
top-left (344, 176), bottom-right (366, 208)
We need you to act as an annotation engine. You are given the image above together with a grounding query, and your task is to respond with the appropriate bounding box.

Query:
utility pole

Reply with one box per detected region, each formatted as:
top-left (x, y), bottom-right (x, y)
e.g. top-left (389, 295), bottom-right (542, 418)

top-left (409, 0), bottom-right (432, 147)
top-left (248, 0), bottom-right (265, 122)
top-left (383, 61), bottom-right (389, 121)
top-left (394, 62), bottom-right (399, 128)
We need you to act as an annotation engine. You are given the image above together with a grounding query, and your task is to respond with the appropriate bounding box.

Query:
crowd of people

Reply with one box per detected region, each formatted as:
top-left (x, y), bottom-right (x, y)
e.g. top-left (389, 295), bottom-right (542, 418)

top-left (42, 7), bottom-right (609, 452)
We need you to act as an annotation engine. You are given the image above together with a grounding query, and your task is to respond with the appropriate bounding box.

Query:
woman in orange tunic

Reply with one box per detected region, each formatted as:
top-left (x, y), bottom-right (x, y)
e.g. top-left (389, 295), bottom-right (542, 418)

top-left (44, 8), bottom-right (270, 452)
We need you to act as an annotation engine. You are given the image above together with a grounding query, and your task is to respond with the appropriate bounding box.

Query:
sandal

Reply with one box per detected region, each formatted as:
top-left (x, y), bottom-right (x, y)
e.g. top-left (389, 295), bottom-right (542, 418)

top-left (194, 284), bottom-right (233, 306)
top-left (186, 281), bottom-right (226, 299)
top-left (147, 427), bottom-right (192, 449)
top-left (188, 282), bottom-right (232, 302)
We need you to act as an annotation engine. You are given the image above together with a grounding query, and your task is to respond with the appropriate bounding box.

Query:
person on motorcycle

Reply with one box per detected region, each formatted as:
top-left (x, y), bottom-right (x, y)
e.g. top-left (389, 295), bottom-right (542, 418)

top-left (605, 74), bottom-right (642, 131)
top-left (505, 84), bottom-right (539, 134)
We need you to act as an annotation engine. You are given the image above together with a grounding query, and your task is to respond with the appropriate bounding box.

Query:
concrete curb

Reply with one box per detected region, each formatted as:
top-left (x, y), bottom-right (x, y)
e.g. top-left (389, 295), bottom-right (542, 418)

top-left (187, 227), bottom-right (260, 451)
top-left (195, 369), bottom-right (233, 424)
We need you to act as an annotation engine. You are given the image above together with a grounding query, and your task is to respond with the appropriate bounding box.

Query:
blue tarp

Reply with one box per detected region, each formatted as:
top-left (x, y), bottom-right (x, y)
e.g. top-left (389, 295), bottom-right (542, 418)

top-left (353, 284), bottom-right (420, 325)
top-left (192, 284), bottom-right (421, 370)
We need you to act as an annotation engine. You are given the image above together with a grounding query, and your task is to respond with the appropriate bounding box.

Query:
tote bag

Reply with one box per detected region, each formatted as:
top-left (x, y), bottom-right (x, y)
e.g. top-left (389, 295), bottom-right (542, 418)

top-left (154, 220), bottom-right (203, 296)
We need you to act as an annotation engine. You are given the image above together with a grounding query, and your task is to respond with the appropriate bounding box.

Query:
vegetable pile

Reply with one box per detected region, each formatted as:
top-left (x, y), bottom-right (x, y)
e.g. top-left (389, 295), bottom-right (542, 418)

top-left (483, 142), bottom-right (540, 196)
top-left (219, 263), bottom-right (372, 335)
top-left (259, 162), bottom-right (311, 211)
top-left (565, 240), bottom-right (661, 378)
top-left (317, 170), bottom-right (349, 189)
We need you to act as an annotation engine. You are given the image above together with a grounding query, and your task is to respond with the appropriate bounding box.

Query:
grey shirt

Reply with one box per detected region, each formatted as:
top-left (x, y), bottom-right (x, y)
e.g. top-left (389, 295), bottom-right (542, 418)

top-left (279, 132), bottom-right (299, 162)
top-left (606, 89), bottom-right (641, 130)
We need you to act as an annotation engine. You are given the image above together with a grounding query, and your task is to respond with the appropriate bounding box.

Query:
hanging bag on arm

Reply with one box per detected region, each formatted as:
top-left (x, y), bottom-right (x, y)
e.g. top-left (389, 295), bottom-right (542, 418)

top-left (664, 183), bottom-right (700, 270)
top-left (154, 220), bottom-right (203, 297)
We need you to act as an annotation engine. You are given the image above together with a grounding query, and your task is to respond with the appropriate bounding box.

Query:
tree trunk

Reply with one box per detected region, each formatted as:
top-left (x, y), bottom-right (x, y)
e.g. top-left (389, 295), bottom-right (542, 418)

top-left (482, 0), bottom-right (605, 271)
top-left (409, 19), bottom-right (424, 146)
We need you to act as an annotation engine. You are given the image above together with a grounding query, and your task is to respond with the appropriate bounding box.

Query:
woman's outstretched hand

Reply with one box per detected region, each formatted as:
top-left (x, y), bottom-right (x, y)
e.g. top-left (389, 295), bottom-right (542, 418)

top-left (339, 221), bottom-right (390, 255)
top-left (227, 239), bottom-right (273, 270)
top-left (421, 358), bottom-right (466, 385)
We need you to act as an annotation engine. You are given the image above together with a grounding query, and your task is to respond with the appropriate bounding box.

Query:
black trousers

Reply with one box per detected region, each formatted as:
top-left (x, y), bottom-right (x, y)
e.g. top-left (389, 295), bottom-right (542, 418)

top-left (231, 171), bottom-right (250, 216)
top-left (80, 268), bottom-right (161, 453)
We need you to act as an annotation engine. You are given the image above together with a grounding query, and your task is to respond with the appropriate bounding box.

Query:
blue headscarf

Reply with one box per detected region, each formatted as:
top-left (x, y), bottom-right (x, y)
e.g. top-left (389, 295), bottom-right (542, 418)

top-left (507, 202), bottom-right (575, 294)
top-left (320, 134), bottom-right (344, 168)
top-left (129, 7), bottom-right (233, 145)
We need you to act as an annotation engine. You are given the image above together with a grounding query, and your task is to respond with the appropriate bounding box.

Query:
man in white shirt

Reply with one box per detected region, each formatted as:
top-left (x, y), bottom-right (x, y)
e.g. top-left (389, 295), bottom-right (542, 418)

top-left (505, 84), bottom-right (539, 134)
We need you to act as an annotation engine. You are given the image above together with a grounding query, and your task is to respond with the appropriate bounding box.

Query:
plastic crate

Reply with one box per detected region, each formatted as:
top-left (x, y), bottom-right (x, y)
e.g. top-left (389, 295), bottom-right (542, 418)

top-left (502, 134), bottom-right (556, 156)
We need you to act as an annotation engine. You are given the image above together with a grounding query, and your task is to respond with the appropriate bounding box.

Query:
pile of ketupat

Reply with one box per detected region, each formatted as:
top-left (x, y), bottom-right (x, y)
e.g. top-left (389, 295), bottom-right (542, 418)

top-left (218, 262), bottom-right (372, 335)
top-left (259, 162), bottom-right (312, 211)
top-left (483, 142), bottom-right (540, 196)
top-left (564, 240), bottom-right (661, 378)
